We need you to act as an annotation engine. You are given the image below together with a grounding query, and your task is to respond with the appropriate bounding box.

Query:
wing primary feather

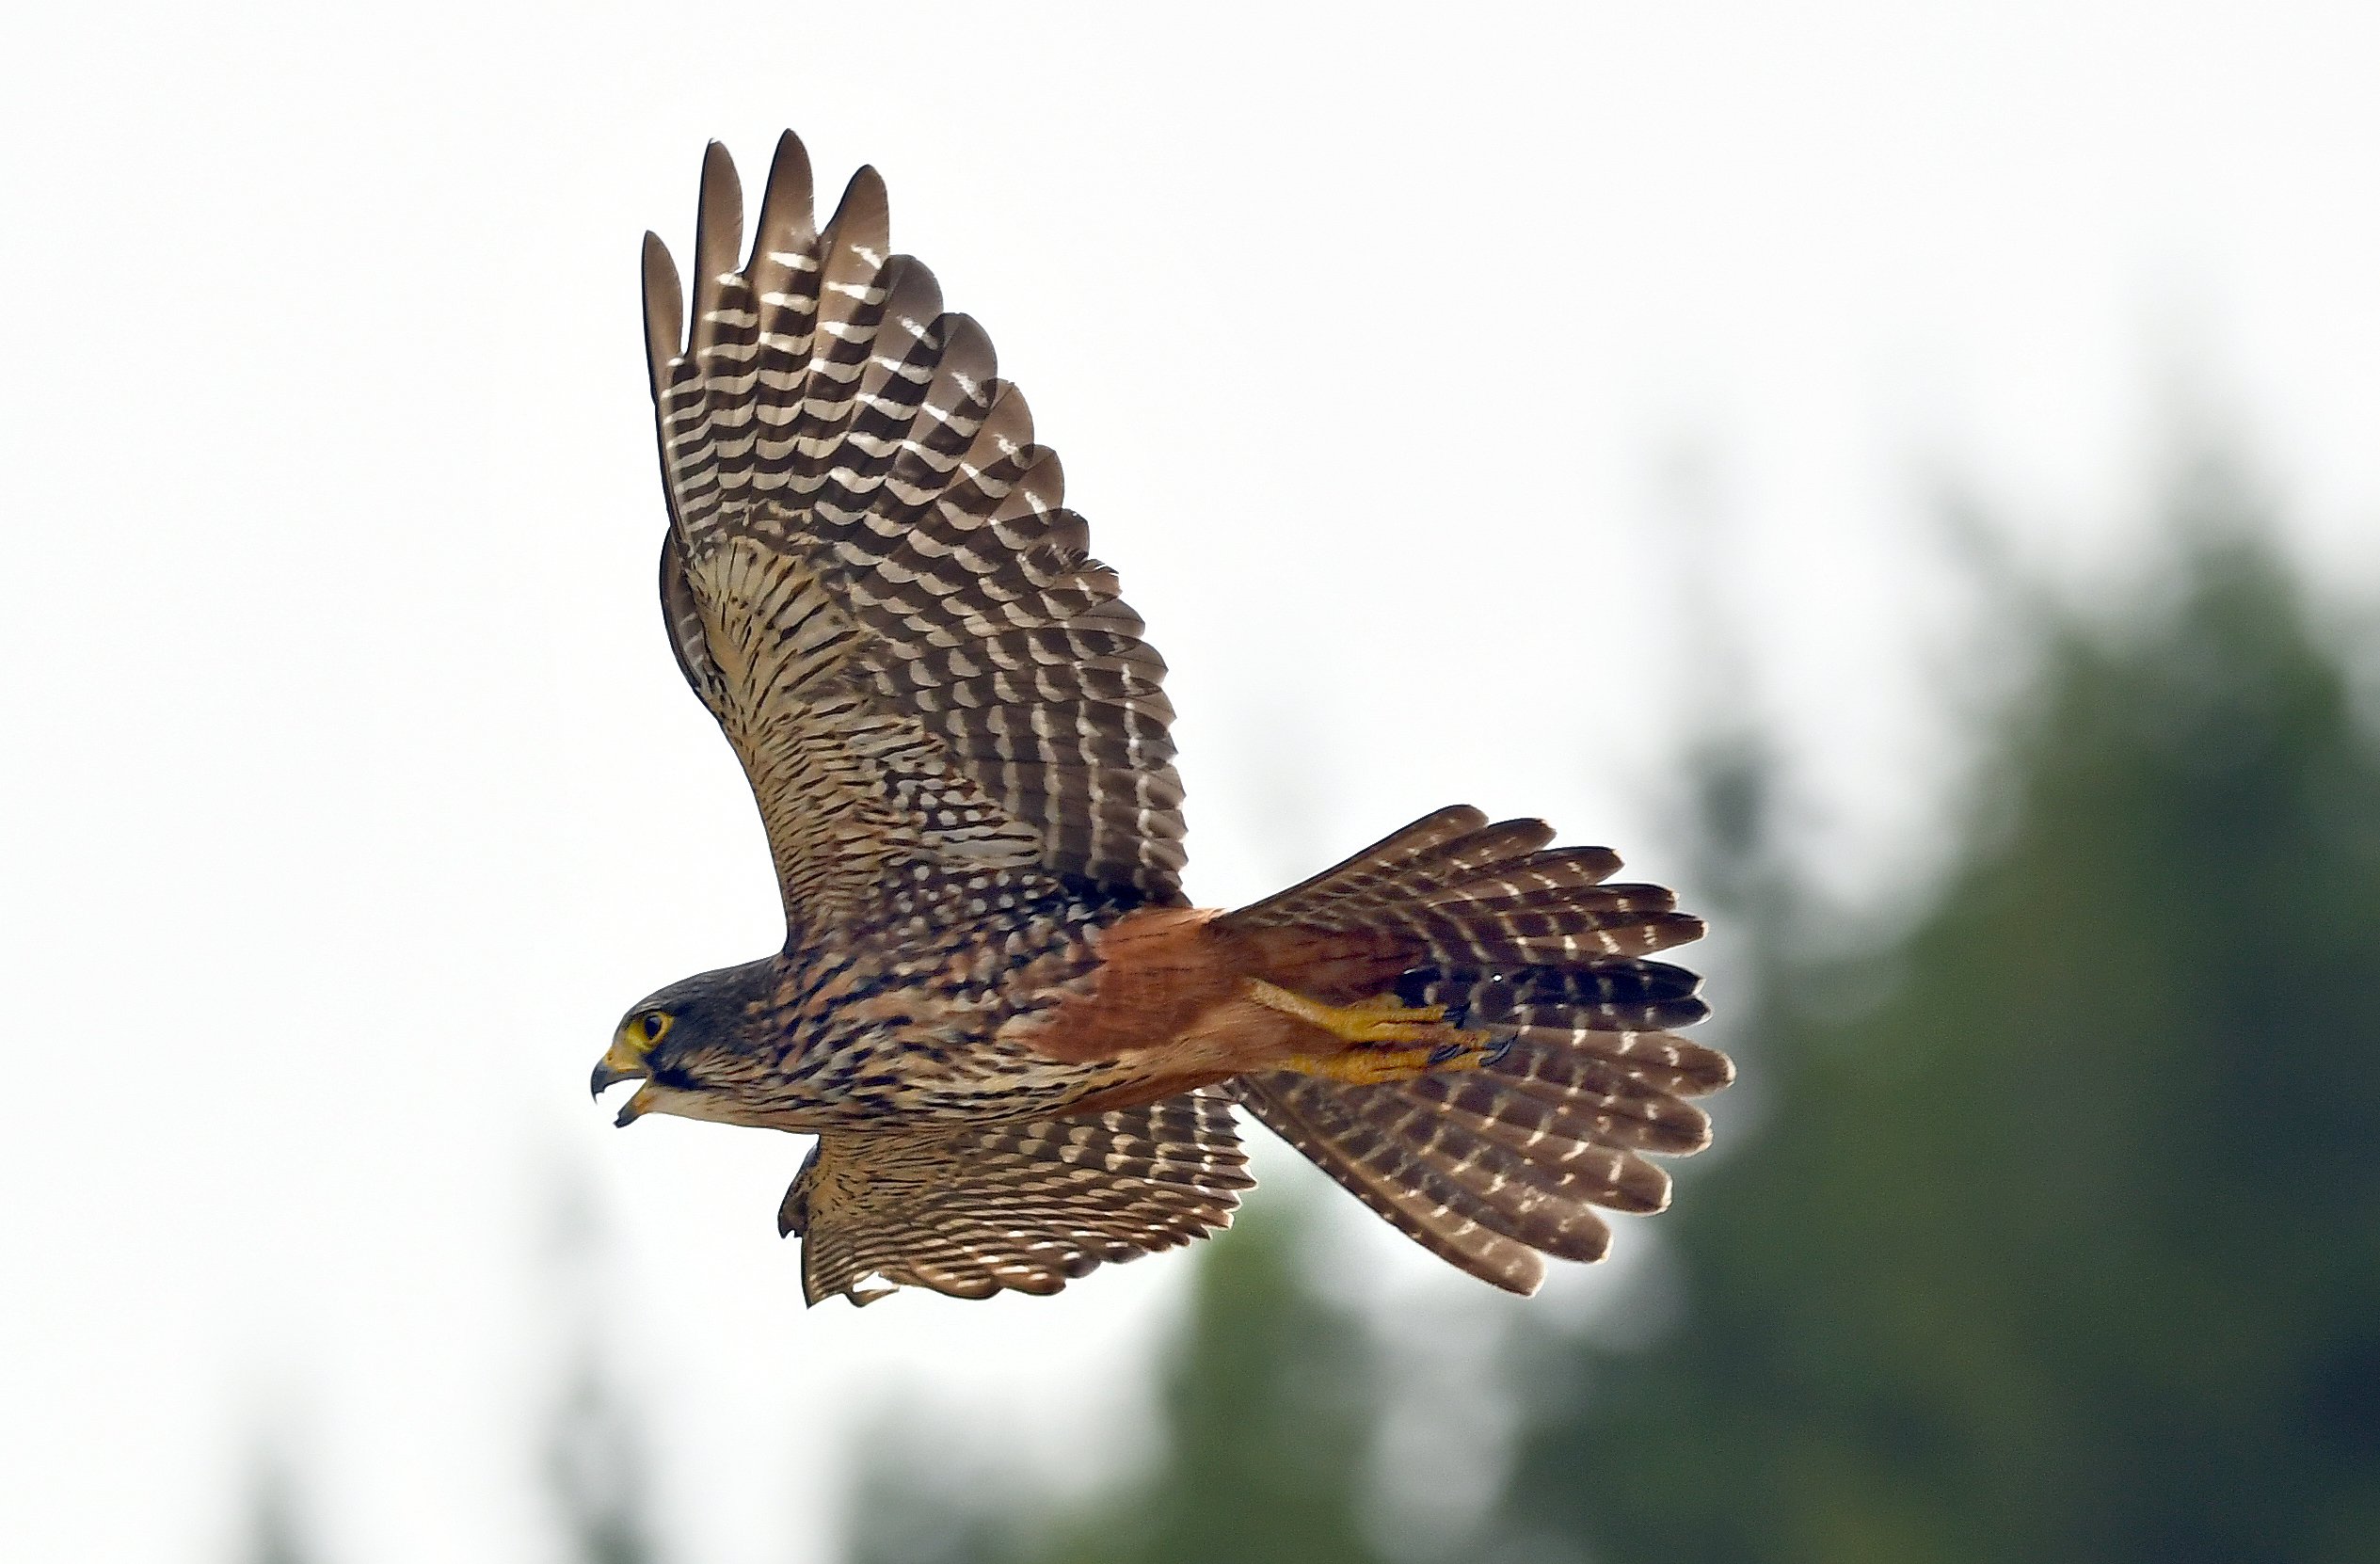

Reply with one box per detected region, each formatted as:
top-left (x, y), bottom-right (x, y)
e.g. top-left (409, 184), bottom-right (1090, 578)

top-left (645, 132), bottom-right (1190, 917)
top-left (641, 231), bottom-right (683, 401)
top-left (750, 131), bottom-right (819, 280)
top-left (687, 141), bottom-right (746, 370)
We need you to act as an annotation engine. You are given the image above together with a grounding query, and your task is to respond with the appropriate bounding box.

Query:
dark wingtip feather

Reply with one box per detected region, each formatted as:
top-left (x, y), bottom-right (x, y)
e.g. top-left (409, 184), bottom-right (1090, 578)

top-left (758, 130), bottom-right (817, 249)
top-left (695, 141), bottom-right (743, 271)
top-left (686, 142), bottom-right (746, 367)
top-left (827, 164), bottom-right (891, 250)
top-left (640, 231), bottom-right (683, 401)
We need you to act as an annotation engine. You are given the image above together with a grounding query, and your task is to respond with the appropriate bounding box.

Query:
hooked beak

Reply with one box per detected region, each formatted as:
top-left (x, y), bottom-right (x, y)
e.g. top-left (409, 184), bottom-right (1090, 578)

top-left (590, 1036), bottom-right (656, 1125)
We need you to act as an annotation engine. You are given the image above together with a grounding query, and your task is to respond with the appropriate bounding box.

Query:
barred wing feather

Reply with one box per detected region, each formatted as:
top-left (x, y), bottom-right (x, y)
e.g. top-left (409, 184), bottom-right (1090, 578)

top-left (643, 135), bottom-right (1188, 929)
top-left (780, 1089), bottom-right (1252, 1304)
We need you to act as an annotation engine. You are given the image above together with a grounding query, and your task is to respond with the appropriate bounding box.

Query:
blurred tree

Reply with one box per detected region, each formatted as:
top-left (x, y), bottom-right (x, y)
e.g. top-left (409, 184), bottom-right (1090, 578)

top-left (1499, 481), bottom-right (2380, 1563)
top-left (1097, 1196), bottom-right (1385, 1564)
top-left (546, 1349), bottom-right (665, 1564)
top-left (843, 1438), bottom-right (1029, 1564)
top-left (236, 1444), bottom-right (326, 1564)
top-left (843, 1196), bottom-right (1392, 1564)
top-left (540, 1176), bottom-right (667, 1564)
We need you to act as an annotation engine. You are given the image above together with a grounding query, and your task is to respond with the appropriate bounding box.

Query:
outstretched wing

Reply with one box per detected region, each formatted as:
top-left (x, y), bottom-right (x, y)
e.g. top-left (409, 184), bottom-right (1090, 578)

top-left (644, 134), bottom-right (1188, 934)
top-left (778, 1089), bottom-right (1252, 1304)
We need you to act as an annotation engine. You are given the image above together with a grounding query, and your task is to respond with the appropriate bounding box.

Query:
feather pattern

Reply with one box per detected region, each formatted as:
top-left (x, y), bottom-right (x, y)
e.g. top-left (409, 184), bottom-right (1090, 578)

top-left (1227, 809), bottom-right (1730, 1293)
top-left (643, 133), bottom-right (1188, 926)
top-left (1236, 1073), bottom-right (1554, 1293)
top-left (781, 1087), bottom-right (1251, 1304)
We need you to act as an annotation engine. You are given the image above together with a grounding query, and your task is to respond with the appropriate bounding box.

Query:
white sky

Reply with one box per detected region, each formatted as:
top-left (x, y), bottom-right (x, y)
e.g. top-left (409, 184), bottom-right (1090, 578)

top-left (4, 5), bottom-right (2377, 1562)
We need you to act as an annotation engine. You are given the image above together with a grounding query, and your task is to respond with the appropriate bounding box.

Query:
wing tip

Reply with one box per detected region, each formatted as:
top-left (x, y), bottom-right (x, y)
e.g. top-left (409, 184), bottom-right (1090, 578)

top-left (697, 140), bottom-right (743, 255)
top-left (640, 231), bottom-right (684, 400)
top-left (756, 129), bottom-right (819, 253)
top-left (825, 162), bottom-right (891, 248)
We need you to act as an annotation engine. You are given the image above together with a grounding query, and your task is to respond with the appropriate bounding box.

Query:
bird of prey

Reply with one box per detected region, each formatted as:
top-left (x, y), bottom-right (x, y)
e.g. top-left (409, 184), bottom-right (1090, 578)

top-left (591, 131), bottom-right (1731, 1305)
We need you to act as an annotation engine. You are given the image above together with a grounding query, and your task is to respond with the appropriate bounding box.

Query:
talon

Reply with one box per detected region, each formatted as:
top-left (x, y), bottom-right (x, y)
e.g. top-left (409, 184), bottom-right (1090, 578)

top-left (1250, 980), bottom-right (1499, 1084)
top-left (1278, 1045), bottom-right (1439, 1085)
top-left (1425, 1035), bottom-right (1499, 1074)
top-left (1247, 981), bottom-right (1455, 1045)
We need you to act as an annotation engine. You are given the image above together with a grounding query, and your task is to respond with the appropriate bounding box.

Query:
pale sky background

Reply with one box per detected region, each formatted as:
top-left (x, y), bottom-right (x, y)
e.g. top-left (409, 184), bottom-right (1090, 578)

top-left (4, 4), bottom-right (2377, 1562)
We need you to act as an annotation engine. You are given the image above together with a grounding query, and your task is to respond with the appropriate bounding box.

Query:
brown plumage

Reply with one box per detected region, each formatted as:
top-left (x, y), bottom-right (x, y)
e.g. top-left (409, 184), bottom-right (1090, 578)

top-left (779, 1089), bottom-right (1253, 1305)
top-left (592, 131), bottom-right (1731, 1304)
top-left (1221, 808), bottom-right (1726, 1294)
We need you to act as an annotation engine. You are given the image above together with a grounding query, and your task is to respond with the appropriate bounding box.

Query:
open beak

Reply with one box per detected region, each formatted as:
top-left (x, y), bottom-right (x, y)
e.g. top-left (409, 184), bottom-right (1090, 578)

top-left (590, 1035), bottom-right (654, 1125)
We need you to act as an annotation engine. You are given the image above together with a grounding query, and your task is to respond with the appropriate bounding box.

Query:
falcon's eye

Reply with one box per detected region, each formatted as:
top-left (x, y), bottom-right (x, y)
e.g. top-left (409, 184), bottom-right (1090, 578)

top-left (638, 1012), bottom-right (671, 1045)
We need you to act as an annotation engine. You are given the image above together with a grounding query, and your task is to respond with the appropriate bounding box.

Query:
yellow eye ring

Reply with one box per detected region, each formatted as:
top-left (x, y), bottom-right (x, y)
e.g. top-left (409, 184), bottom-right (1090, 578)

top-left (637, 1011), bottom-right (671, 1045)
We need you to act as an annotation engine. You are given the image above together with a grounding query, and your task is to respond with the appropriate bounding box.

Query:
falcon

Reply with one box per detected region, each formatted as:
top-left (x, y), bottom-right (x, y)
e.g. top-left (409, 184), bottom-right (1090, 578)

top-left (591, 131), bottom-right (1731, 1305)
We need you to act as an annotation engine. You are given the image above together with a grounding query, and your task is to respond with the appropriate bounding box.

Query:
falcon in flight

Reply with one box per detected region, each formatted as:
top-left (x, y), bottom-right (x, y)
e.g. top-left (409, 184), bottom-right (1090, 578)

top-left (591, 131), bottom-right (1730, 1304)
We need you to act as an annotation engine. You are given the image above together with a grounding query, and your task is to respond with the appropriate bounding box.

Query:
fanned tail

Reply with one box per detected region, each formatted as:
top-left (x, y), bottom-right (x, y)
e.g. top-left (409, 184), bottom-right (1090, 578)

top-left (1222, 806), bottom-right (1730, 1294)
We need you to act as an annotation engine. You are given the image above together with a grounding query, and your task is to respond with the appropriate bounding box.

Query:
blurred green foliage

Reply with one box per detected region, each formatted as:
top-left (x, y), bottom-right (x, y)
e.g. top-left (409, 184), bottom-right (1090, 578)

top-left (1504, 492), bottom-right (2380, 1563)
top-left (1089, 1200), bottom-right (1385, 1564)
top-left (844, 1199), bottom-right (1390, 1564)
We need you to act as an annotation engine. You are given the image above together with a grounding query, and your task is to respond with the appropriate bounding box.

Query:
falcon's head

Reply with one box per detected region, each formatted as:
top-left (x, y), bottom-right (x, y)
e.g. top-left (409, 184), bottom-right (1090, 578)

top-left (591, 959), bottom-right (778, 1126)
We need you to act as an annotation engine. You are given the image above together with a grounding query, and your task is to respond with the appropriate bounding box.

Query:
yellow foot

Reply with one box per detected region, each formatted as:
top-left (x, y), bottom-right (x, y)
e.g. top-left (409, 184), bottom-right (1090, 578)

top-left (1251, 981), bottom-right (1502, 1085)
top-left (1277, 1039), bottom-right (1502, 1085)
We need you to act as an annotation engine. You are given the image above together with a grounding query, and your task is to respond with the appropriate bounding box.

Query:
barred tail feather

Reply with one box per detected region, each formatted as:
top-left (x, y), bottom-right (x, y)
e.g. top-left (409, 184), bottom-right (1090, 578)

top-left (1224, 806), bottom-right (1732, 1293)
top-left (1237, 1074), bottom-right (1557, 1294)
